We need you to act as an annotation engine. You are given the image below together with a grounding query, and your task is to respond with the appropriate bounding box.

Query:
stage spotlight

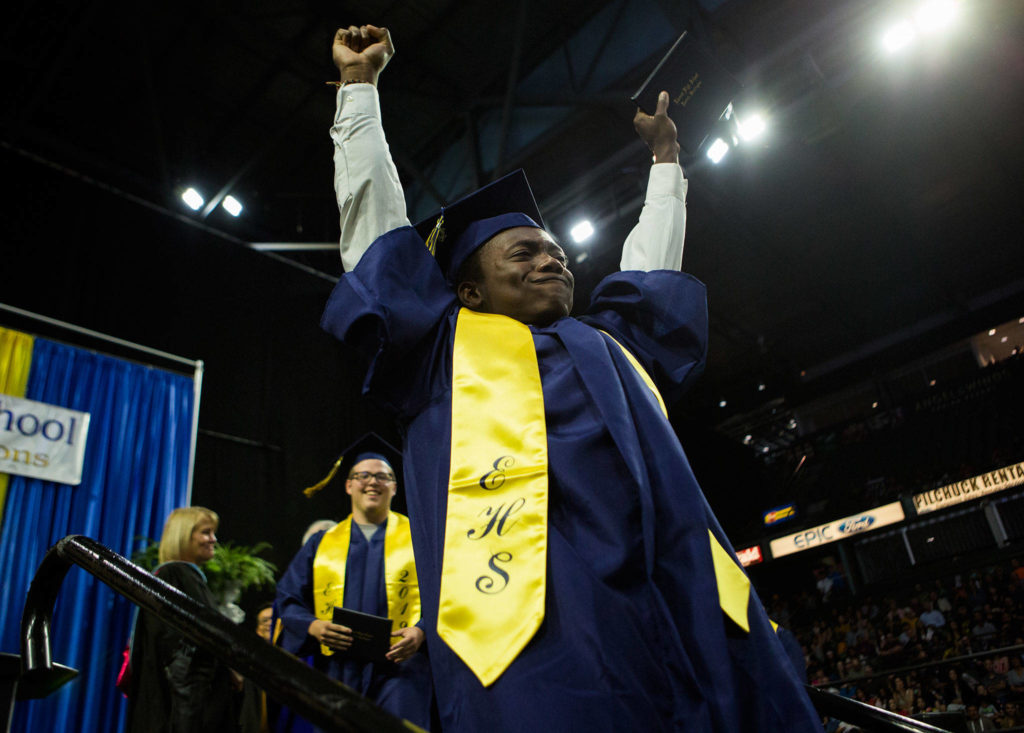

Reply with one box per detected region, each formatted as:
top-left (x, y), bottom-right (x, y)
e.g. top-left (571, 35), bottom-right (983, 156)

top-left (719, 399), bottom-right (727, 408)
top-left (743, 435), bottom-right (752, 444)
top-left (570, 219), bottom-right (595, 244)
top-left (222, 195), bottom-right (243, 217)
top-left (738, 112), bottom-right (767, 142)
top-left (182, 188), bottom-right (204, 211)
top-left (882, 20), bottom-right (916, 53)
top-left (757, 382), bottom-right (766, 392)
top-left (707, 138), bottom-right (729, 164)
top-left (916, 0), bottom-right (959, 34)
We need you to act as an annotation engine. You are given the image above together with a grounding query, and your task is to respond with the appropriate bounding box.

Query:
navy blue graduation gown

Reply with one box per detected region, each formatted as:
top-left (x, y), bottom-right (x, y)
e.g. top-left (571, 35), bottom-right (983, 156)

top-left (321, 226), bottom-right (820, 732)
top-left (275, 521), bottom-right (432, 730)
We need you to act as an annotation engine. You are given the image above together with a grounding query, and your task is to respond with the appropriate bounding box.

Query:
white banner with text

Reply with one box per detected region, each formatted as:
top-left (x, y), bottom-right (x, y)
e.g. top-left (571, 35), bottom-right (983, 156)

top-left (1, 393), bottom-right (91, 485)
top-left (769, 502), bottom-right (906, 559)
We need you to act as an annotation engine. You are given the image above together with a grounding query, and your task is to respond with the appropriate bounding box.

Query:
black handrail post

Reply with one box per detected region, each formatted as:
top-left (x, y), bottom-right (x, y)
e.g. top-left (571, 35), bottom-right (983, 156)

top-left (19, 543), bottom-right (79, 700)
top-left (20, 535), bottom-right (418, 733)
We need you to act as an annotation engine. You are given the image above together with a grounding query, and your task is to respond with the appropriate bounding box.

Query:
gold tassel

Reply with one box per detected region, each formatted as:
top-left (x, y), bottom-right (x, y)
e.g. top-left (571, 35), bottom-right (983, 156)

top-left (425, 215), bottom-right (445, 256)
top-left (303, 455), bottom-right (344, 497)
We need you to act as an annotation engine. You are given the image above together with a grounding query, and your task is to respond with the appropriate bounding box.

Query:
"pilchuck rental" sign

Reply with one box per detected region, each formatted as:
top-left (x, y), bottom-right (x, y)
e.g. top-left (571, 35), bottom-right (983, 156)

top-left (913, 461), bottom-right (1024, 515)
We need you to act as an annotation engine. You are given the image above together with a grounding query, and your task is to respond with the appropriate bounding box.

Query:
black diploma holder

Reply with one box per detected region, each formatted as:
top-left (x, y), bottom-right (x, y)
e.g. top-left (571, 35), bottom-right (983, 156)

top-left (331, 606), bottom-right (394, 666)
top-left (631, 31), bottom-right (742, 154)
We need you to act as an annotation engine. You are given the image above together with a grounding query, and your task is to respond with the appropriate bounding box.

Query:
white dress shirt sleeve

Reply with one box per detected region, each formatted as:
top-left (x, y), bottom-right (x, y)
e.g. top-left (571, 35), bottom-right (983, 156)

top-left (331, 85), bottom-right (411, 272)
top-left (618, 163), bottom-right (688, 272)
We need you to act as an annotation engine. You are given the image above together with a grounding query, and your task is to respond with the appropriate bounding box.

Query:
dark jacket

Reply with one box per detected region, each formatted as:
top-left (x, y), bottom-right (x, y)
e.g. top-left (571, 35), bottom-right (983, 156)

top-left (126, 562), bottom-right (238, 733)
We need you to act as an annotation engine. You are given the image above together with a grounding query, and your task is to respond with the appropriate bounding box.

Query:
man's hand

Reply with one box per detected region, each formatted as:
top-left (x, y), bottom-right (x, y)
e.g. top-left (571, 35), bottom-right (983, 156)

top-left (634, 90), bottom-right (680, 165)
top-left (308, 618), bottom-right (354, 651)
top-left (333, 25), bottom-right (394, 86)
top-left (386, 626), bottom-right (425, 664)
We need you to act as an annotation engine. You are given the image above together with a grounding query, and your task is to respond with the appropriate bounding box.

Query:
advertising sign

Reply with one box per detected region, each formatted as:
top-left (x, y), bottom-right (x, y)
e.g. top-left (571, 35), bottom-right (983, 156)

top-left (763, 503), bottom-right (797, 526)
top-left (913, 461), bottom-right (1024, 515)
top-left (769, 501), bottom-right (905, 559)
top-left (736, 545), bottom-right (764, 567)
top-left (0, 394), bottom-right (91, 485)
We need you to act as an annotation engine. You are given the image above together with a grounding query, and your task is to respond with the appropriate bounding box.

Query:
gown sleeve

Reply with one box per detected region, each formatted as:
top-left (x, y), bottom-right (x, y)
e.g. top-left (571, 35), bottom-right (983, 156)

top-left (321, 226), bottom-right (456, 417)
top-left (275, 532), bottom-right (326, 658)
top-left (581, 270), bottom-right (708, 406)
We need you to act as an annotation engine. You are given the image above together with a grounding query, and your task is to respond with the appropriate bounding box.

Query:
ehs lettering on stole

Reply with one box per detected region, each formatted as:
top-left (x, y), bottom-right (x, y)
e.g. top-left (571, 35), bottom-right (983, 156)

top-left (467, 456), bottom-right (526, 595)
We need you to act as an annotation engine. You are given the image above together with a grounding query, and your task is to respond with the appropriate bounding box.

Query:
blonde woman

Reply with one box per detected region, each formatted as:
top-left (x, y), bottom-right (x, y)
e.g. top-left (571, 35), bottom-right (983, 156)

top-left (127, 507), bottom-right (239, 732)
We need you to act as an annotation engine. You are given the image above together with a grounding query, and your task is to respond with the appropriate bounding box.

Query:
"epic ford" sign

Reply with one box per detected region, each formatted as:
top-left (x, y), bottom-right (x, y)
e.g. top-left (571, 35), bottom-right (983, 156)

top-left (769, 502), bottom-right (905, 559)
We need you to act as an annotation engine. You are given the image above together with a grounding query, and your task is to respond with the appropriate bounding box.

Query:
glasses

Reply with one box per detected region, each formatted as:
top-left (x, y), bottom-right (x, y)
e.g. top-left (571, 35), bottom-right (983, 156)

top-left (348, 471), bottom-right (396, 484)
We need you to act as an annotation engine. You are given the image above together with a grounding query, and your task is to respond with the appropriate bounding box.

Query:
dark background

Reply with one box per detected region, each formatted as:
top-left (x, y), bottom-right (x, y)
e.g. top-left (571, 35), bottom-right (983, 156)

top-left (2, 0), bottom-right (1023, 611)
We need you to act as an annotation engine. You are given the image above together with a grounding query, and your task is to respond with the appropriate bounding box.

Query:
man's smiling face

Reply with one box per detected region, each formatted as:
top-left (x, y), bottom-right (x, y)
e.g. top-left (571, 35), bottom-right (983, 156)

top-left (458, 226), bottom-right (574, 326)
top-left (345, 458), bottom-right (396, 520)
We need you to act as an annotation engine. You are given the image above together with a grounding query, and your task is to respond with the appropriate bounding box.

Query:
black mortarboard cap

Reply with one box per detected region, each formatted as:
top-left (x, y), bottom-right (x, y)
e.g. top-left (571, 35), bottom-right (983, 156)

top-left (302, 432), bottom-right (402, 498)
top-left (413, 169), bottom-right (546, 285)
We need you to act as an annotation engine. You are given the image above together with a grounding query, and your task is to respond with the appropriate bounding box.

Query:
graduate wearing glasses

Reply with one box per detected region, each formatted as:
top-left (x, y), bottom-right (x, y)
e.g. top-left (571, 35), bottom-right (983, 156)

top-left (274, 433), bottom-right (431, 731)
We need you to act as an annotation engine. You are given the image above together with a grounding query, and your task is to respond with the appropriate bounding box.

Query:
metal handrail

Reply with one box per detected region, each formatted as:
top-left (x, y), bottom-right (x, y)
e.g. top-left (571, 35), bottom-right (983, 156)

top-left (814, 642), bottom-right (1024, 689)
top-left (20, 535), bottom-right (415, 733)
top-left (18, 535), bottom-right (961, 732)
top-left (806, 686), bottom-right (955, 732)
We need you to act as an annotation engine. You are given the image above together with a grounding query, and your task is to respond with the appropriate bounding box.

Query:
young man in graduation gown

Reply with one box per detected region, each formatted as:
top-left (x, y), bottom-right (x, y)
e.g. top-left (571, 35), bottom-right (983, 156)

top-left (274, 434), bottom-right (431, 730)
top-left (320, 24), bottom-right (821, 733)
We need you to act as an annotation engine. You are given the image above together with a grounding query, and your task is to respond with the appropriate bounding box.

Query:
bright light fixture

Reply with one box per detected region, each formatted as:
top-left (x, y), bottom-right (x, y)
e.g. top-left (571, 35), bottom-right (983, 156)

top-left (882, 20), bottom-right (916, 53)
top-left (743, 435), bottom-right (752, 444)
top-left (989, 329), bottom-right (997, 336)
top-left (182, 188), bottom-right (204, 211)
top-left (916, 0), bottom-right (959, 34)
top-left (719, 399), bottom-right (727, 408)
top-left (757, 382), bottom-right (766, 392)
top-left (222, 195), bottom-right (243, 217)
top-left (570, 219), bottom-right (595, 244)
top-left (738, 113), bottom-right (767, 141)
top-left (706, 138), bottom-right (729, 164)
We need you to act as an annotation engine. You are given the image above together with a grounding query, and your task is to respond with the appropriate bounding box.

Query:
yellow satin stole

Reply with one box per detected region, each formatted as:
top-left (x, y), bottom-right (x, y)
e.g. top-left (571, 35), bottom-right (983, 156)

top-left (312, 512), bottom-right (421, 656)
top-left (438, 312), bottom-right (751, 687)
top-left (603, 330), bottom-right (751, 633)
top-left (437, 309), bottom-right (548, 687)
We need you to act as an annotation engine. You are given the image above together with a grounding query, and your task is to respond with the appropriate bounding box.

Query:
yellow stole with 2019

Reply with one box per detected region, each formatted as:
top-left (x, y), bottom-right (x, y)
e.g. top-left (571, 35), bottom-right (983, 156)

top-left (312, 512), bottom-right (420, 657)
top-left (437, 310), bottom-right (753, 686)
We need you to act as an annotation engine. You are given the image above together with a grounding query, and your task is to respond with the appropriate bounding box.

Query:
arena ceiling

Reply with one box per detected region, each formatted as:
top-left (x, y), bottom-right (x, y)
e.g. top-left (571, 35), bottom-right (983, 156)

top-left (5, 0), bottom-right (1024, 426)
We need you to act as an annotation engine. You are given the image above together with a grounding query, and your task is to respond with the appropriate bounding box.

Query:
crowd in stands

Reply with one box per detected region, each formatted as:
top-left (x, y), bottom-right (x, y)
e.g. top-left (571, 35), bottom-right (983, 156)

top-left (767, 557), bottom-right (1024, 729)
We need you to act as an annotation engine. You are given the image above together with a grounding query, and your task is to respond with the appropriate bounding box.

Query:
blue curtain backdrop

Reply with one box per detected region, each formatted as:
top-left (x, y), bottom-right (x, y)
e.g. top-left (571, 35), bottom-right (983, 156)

top-left (0, 338), bottom-right (195, 733)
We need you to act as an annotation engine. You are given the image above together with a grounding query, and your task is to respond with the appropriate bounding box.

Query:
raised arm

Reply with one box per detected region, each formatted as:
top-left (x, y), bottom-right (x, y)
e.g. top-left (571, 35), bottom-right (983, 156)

top-left (331, 25), bottom-right (412, 272)
top-left (620, 90), bottom-right (688, 272)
